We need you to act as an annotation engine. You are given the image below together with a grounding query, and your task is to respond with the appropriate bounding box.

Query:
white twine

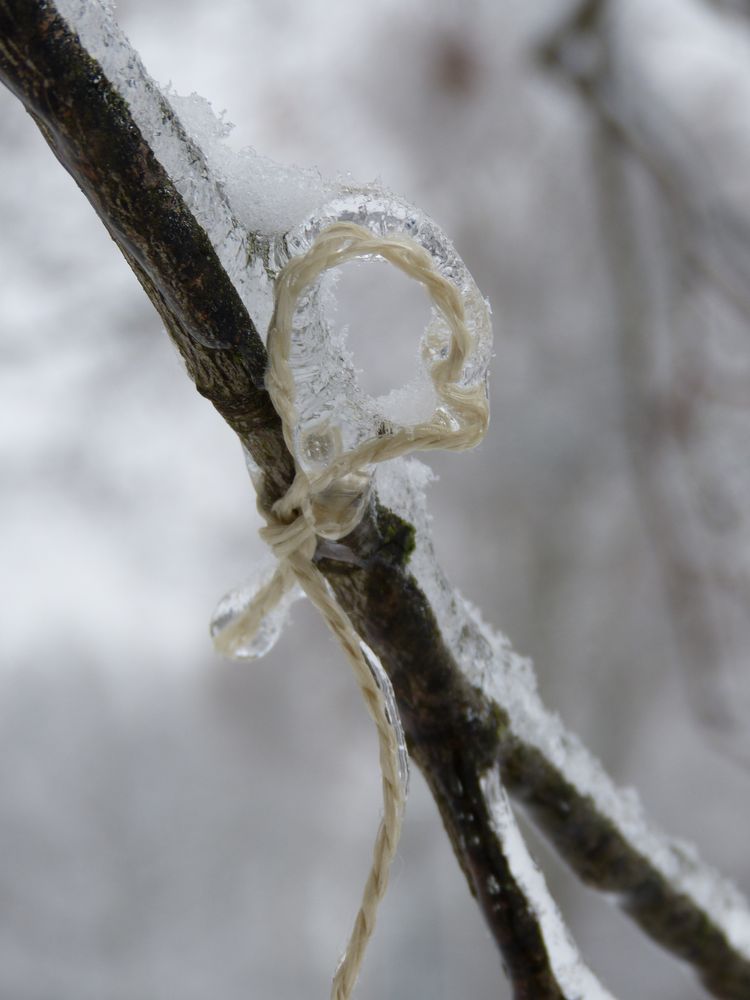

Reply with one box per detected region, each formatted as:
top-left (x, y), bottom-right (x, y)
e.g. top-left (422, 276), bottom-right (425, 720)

top-left (214, 221), bottom-right (490, 1000)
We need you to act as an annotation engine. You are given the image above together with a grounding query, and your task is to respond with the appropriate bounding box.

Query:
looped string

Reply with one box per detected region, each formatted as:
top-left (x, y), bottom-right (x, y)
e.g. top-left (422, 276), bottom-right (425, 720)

top-left (213, 221), bottom-right (490, 1000)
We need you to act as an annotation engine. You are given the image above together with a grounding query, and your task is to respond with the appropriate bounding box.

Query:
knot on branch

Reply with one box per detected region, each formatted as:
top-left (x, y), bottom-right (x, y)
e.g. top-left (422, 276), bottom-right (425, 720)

top-left (212, 218), bottom-right (492, 1000)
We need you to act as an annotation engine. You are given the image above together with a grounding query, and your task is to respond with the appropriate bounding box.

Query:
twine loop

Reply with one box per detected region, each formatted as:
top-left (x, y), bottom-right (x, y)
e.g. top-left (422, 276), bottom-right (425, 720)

top-left (213, 219), bottom-right (491, 1000)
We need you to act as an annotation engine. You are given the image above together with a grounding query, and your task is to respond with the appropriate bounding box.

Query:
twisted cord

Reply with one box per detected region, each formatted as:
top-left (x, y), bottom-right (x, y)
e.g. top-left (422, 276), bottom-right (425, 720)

top-left (214, 221), bottom-right (490, 999)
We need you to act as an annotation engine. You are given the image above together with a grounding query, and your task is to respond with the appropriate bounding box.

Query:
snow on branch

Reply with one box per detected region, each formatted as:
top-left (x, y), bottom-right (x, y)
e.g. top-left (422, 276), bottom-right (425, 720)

top-left (376, 458), bottom-right (750, 999)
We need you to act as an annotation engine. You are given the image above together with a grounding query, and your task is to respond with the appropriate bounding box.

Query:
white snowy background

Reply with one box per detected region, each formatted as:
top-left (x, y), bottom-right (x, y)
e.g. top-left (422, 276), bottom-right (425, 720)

top-left (1, 0), bottom-right (750, 997)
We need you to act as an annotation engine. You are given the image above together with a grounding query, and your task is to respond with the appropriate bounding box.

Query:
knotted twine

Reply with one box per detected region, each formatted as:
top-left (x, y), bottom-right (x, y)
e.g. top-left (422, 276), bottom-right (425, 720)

top-left (214, 221), bottom-right (490, 1000)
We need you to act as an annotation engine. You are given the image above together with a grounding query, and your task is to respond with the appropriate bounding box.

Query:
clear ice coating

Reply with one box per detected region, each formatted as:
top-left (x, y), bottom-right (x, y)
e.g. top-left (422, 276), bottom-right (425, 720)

top-left (376, 460), bottom-right (750, 962)
top-left (270, 187), bottom-right (493, 478)
top-left (210, 564), bottom-right (304, 659)
top-left (480, 769), bottom-right (616, 1000)
top-left (360, 640), bottom-right (410, 796)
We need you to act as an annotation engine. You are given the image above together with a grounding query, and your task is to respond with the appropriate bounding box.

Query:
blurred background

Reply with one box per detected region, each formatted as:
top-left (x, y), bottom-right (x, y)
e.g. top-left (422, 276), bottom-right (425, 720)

top-left (2, 0), bottom-right (750, 997)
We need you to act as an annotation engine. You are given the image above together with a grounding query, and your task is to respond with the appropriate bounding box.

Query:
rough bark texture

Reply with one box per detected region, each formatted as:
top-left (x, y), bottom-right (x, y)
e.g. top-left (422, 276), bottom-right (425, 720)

top-left (2, 2), bottom-right (750, 998)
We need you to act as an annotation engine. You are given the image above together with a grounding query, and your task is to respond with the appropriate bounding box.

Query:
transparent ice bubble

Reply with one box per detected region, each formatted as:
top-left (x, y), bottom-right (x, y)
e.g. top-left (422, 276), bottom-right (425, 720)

top-left (210, 564), bottom-right (305, 659)
top-left (270, 186), bottom-right (493, 478)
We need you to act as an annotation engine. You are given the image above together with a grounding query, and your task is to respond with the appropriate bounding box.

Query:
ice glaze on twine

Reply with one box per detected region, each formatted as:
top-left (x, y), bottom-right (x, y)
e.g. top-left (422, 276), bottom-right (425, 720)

top-left (215, 219), bottom-right (491, 1000)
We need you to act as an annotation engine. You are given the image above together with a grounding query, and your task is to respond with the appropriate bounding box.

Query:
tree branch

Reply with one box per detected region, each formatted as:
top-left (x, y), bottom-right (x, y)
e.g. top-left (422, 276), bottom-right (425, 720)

top-left (341, 472), bottom-right (750, 999)
top-left (2, 2), bottom-right (749, 997)
top-left (541, 0), bottom-right (750, 754)
top-left (0, 3), bottom-right (587, 995)
top-left (0, 0), bottom-right (292, 495)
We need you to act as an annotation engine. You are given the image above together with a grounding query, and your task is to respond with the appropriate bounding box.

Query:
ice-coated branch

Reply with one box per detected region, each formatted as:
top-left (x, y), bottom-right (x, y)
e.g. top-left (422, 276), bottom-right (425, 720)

top-left (0, 0), bottom-right (291, 497)
top-left (0, 3), bottom-right (597, 997)
top-left (2, 1), bottom-right (750, 998)
top-left (365, 459), bottom-right (750, 1000)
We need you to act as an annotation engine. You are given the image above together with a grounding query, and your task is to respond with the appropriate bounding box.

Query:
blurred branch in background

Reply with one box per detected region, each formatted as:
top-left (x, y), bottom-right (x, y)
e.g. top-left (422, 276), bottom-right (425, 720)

top-left (541, 0), bottom-right (750, 762)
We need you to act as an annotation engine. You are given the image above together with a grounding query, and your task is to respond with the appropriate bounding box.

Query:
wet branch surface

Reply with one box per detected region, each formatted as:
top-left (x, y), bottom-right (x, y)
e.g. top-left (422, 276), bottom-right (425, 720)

top-left (2, 2), bottom-right (749, 997)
